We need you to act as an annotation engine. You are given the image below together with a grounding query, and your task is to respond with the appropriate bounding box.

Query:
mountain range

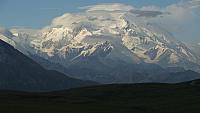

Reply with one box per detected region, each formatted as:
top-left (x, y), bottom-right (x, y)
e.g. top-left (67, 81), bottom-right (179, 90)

top-left (0, 4), bottom-right (200, 84)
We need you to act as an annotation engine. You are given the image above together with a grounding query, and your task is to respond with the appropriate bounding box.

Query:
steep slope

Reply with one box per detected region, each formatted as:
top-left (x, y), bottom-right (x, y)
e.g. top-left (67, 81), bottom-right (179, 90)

top-left (0, 28), bottom-right (16, 47)
top-left (0, 39), bottom-right (96, 91)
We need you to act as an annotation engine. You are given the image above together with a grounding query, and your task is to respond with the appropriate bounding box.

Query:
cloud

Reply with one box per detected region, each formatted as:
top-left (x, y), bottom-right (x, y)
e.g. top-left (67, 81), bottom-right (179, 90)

top-left (80, 3), bottom-right (134, 12)
top-left (128, 0), bottom-right (199, 42)
top-left (51, 13), bottom-right (87, 27)
top-left (140, 6), bottom-right (161, 11)
top-left (181, 0), bottom-right (200, 9)
top-left (130, 10), bottom-right (164, 17)
top-left (51, 3), bottom-right (135, 27)
top-left (163, 0), bottom-right (200, 21)
top-left (133, 0), bottom-right (199, 21)
top-left (81, 3), bottom-right (165, 18)
top-left (49, 2), bottom-right (200, 42)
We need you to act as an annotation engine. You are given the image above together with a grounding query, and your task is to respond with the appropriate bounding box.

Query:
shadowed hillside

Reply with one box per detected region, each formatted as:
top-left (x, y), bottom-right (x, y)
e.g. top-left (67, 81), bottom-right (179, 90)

top-left (0, 39), bottom-right (97, 91)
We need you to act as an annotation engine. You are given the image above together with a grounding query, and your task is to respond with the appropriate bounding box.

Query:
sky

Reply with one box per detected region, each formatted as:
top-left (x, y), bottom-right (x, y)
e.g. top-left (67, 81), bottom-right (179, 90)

top-left (0, 0), bottom-right (199, 43)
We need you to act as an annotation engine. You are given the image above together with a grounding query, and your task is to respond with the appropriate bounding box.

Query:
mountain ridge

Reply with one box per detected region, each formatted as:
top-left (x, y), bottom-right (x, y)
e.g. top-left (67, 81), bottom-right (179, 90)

top-left (0, 39), bottom-right (97, 91)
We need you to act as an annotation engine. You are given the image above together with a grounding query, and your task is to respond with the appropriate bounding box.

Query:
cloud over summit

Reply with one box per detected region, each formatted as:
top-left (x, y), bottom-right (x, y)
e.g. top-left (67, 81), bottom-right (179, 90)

top-left (80, 3), bottom-right (134, 12)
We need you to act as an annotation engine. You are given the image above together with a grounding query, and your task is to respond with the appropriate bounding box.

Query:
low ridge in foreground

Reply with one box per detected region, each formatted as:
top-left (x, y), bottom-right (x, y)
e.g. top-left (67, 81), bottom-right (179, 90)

top-left (0, 79), bottom-right (200, 113)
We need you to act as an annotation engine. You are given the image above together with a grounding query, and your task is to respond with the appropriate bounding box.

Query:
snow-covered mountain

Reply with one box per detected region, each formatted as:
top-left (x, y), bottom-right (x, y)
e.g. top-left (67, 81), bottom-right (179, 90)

top-left (1, 4), bottom-right (200, 82)
top-left (0, 27), bottom-right (16, 47)
top-left (186, 43), bottom-right (200, 59)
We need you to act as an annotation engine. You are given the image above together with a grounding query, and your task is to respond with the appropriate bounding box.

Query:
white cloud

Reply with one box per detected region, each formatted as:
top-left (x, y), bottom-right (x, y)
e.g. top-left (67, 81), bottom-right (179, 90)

top-left (80, 3), bottom-right (134, 12)
top-left (49, 1), bottom-right (200, 42)
top-left (51, 3), bottom-right (135, 27)
top-left (51, 13), bottom-right (87, 27)
top-left (182, 0), bottom-right (200, 9)
top-left (164, 0), bottom-right (199, 21)
top-left (138, 0), bottom-right (200, 42)
top-left (137, 0), bottom-right (200, 21)
top-left (140, 6), bottom-right (161, 11)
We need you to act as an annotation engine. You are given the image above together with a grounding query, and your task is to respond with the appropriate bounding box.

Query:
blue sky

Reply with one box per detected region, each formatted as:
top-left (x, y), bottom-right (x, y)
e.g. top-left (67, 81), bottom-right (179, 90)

top-left (0, 0), bottom-right (199, 43)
